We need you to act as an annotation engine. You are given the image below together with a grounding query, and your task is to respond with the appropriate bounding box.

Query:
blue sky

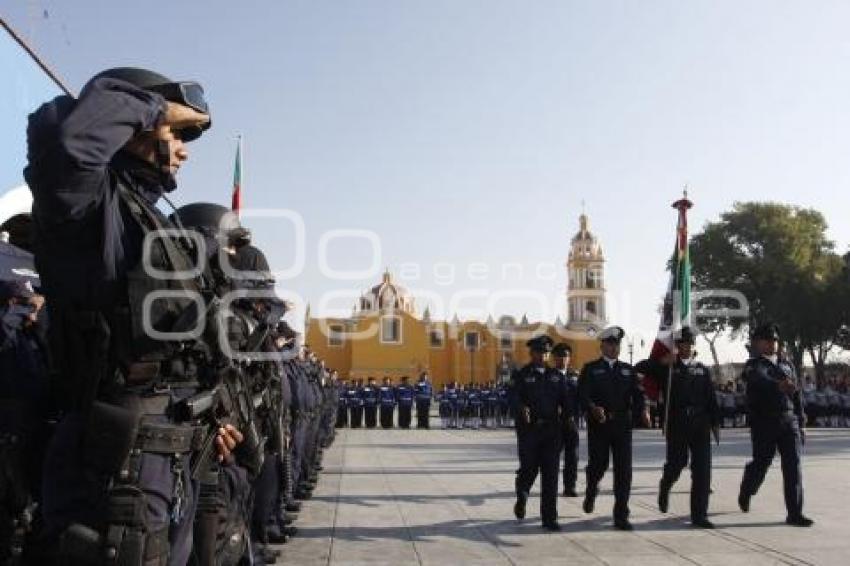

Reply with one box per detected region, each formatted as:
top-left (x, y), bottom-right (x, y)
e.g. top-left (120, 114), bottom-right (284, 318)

top-left (3, 0), bottom-right (850, 364)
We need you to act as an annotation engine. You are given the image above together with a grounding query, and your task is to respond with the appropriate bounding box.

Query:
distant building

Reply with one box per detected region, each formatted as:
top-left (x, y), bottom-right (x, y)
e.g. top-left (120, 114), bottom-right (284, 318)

top-left (307, 214), bottom-right (609, 387)
top-left (566, 212), bottom-right (606, 337)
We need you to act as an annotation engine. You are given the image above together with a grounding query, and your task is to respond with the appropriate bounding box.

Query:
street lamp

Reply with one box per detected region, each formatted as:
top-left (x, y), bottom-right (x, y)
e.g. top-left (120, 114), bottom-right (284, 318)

top-left (627, 333), bottom-right (646, 365)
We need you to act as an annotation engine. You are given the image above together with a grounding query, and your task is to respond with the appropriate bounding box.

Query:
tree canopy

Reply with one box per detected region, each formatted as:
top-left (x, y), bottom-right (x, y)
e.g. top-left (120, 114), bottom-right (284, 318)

top-left (690, 202), bottom-right (848, 375)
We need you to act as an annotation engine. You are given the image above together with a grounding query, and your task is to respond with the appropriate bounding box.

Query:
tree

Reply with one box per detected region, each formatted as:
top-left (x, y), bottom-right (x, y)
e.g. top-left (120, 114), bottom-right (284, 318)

top-left (689, 202), bottom-right (847, 377)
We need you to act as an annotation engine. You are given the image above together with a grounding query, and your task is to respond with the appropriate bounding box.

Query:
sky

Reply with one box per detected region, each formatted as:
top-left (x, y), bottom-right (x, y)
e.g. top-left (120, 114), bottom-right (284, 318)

top-left (3, 0), bottom-right (850, 365)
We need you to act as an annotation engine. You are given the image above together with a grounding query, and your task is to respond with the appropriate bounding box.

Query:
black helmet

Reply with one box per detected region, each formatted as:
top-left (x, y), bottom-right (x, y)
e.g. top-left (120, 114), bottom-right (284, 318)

top-left (86, 67), bottom-right (211, 141)
top-left (171, 202), bottom-right (244, 242)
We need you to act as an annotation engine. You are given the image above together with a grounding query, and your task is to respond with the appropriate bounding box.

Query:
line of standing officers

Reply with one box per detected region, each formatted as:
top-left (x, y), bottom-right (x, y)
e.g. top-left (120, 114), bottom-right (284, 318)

top-left (511, 323), bottom-right (814, 532)
top-left (0, 66), bottom-right (345, 565)
top-left (336, 374), bottom-right (432, 430)
top-left (436, 381), bottom-right (515, 429)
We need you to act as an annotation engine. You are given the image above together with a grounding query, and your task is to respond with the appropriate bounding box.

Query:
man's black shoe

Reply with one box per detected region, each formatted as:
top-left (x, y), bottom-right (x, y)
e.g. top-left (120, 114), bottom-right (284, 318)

top-left (692, 517), bottom-right (715, 529)
top-left (542, 521), bottom-right (561, 532)
top-left (658, 481), bottom-right (670, 513)
top-left (513, 497), bottom-right (526, 520)
top-left (562, 488), bottom-right (578, 497)
top-left (266, 532), bottom-right (289, 544)
top-left (582, 490), bottom-right (596, 514)
top-left (283, 525), bottom-right (298, 537)
top-left (786, 515), bottom-right (814, 527)
top-left (614, 518), bottom-right (633, 531)
top-left (285, 502), bottom-right (302, 513)
top-left (738, 491), bottom-right (750, 513)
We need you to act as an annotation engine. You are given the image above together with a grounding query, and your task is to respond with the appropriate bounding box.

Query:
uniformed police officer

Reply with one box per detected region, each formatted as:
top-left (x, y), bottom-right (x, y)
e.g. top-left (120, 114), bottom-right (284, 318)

top-left (362, 377), bottom-right (379, 428)
top-left (551, 343), bottom-right (580, 497)
top-left (396, 376), bottom-right (415, 429)
top-left (378, 377), bottom-right (397, 429)
top-left (348, 378), bottom-right (364, 429)
top-left (657, 327), bottom-right (720, 528)
top-left (512, 335), bottom-right (570, 531)
top-left (579, 326), bottom-right (649, 530)
top-left (336, 379), bottom-right (349, 428)
top-left (738, 323), bottom-right (813, 526)
top-left (0, 280), bottom-right (49, 564)
top-left (27, 68), bottom-right (245, 564)
top-left (415, 373), bottom-right (433, 428)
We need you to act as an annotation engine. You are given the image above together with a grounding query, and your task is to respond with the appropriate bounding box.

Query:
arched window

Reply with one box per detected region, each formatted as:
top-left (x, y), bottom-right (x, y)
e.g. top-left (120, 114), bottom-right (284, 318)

top-left (381, 316), bottom-right (402, 344)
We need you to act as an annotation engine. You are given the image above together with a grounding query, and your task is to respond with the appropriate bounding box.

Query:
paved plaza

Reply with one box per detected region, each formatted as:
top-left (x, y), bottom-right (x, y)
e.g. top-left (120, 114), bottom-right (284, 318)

top-left (278, 425), bottom-right (850, 565)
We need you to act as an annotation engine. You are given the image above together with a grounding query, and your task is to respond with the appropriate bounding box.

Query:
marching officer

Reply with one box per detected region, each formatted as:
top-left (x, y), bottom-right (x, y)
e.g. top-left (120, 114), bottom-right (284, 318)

top-left (396, 376), bottom-right (415, 429)
top-left (362, 377), bottom-right (379, 429)
top-left (657, 327), bottom-right (720, 528)
top-left (579, 326), bottom-right (649, 530)
top-left (738, 323), bottom-right (813, 526)
top-left (379, 377), bottom-right (397, 429)
top-left (415, 373), bottom-right (433, 429)
top-left (551, 343), bottom-right (580, 497)
top-left (512, 335), bottom-right (570, 531)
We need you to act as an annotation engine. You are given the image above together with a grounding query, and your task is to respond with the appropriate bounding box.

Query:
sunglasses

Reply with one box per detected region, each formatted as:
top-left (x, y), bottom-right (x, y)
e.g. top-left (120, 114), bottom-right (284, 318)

top-left (149, 81), bottom-right (212, 141)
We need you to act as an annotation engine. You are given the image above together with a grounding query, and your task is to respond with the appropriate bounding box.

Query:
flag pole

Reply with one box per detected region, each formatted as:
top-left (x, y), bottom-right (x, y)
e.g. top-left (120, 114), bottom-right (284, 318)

top-left (663, 360), bottom-right (672, 437)
top-left (1, 17), bottom-right (74, 96)
top-left (232, 134), bottom-right (243, 216)
top-left (663, 188), bottom-right (694, 437)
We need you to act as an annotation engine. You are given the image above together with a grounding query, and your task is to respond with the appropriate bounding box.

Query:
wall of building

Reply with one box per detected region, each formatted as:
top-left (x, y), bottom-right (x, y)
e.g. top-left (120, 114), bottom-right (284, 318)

top-left (307, 315), bottom-right (605, 388)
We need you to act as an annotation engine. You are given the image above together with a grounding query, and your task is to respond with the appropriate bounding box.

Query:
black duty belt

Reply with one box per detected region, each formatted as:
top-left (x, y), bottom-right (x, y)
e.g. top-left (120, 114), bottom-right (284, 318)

top-left (673, 406), bottom-right (706, 417)
top-left (135, 423), bottom-right (205, 454)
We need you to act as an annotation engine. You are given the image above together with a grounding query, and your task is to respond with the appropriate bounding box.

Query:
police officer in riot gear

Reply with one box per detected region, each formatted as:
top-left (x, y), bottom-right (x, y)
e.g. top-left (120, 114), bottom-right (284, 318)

top-left (26, 67), bottom-right (244, 565)
top-left (0, 280), bottom-right (49, 564)
top-left (511, 335), bottom-right (571, 532)
top-left (551, 343), bottom-right (580, 498)
top-left (579, 326), bottom-right (649, 531)
top-left (738, 323), bottom-right (813, 527)
top-left (657, 327), bottom-right (720, 529)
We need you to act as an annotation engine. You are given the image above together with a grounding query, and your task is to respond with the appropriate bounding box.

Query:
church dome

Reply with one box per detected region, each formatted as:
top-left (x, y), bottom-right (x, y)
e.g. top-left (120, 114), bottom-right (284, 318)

top-left (359, 270), bottom-right (415, 314)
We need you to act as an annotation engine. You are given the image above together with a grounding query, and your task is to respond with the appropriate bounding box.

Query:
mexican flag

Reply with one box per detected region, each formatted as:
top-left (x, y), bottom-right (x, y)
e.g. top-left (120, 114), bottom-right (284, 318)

top-left (644, 193), bottom-right (693, 400)
top-left (231, 137), bottom-right (242, 216)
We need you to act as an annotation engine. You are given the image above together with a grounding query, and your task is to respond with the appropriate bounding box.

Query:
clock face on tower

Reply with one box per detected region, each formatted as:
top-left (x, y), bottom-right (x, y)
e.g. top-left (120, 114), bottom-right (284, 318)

top-left (586, 326), bottom-right (598, 337)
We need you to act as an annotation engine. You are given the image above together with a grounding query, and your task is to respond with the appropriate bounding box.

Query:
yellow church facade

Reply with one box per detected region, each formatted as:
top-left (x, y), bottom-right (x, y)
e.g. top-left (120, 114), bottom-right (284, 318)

top-left (306, 214), bottom-right (609, 388)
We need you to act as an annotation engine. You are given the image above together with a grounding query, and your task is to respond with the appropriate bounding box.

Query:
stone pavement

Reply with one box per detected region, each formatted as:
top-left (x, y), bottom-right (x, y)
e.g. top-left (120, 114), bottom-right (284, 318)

top-left (276, 426), bottom-right (850, 565)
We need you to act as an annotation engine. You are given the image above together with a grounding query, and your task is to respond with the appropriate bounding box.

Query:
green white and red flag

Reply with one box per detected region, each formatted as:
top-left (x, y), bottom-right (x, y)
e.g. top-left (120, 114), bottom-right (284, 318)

top-left (650, 192), bottom-right (693, 361)
top-left (231, 137), bottom-right (242, 216)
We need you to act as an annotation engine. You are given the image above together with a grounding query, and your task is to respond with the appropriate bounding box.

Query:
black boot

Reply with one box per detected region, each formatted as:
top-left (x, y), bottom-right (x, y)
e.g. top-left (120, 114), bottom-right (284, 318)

top-left (737, 490), bottom-right (750, 513)
top-left (513, 493), bottom-right (527, 520)
top-left (658, 479), bottom-right (671, 513)
top-left (583, 486), bottom-right (597, 514)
